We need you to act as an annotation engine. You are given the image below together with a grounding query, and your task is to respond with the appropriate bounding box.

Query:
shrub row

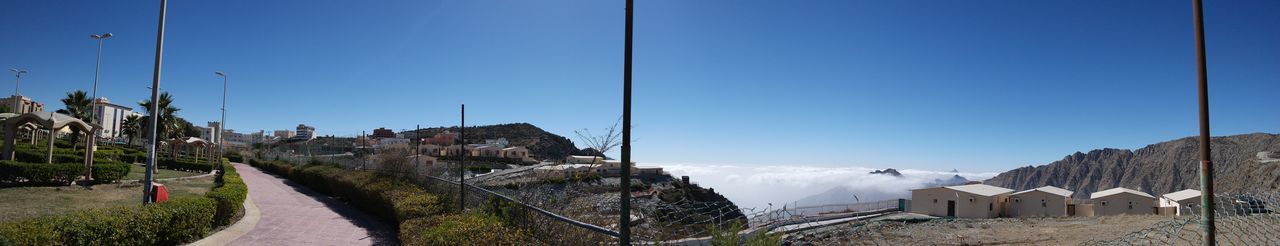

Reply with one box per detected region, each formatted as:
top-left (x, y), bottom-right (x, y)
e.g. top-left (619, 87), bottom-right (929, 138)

top-left (0, 159), bottom-right (248, 245)
top-left (158, 159), bottom-right (214, 173)
top-left (0, 161), bottom-right (130, 185)
top-left (246, 158), bottom-right (531, 244)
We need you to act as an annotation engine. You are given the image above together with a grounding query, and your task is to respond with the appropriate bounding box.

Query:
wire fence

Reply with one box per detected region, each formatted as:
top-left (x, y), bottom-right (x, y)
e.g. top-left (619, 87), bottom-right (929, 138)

top-left (1082, 191), bottom-right (1280, 246)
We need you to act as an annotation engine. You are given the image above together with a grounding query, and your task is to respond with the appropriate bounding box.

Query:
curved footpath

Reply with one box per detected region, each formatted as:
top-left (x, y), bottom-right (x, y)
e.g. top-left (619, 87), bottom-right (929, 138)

top-left (196, 162), bottom-right (396, 245)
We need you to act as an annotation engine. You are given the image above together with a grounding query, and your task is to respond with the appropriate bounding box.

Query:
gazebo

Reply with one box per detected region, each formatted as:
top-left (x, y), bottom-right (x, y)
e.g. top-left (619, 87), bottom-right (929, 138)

top-left (166, 137), bottom-right (213, 163)
top-left (1, 112), bottom-right (102, 181)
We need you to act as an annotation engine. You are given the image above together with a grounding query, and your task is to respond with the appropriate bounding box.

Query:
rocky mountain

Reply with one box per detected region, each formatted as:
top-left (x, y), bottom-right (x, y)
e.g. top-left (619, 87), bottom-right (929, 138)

top-left (985, 133), bottom-right (1280, 199)
top-left (413, 123), bottom-right (590, 161)
top-left (870, 168), bottom-right (903, 177)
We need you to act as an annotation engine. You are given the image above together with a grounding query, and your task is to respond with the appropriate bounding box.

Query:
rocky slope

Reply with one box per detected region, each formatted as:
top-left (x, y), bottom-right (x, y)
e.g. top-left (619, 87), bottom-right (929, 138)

top-left (985, 133), bottom-right (1280, 199)
top-left (414, 123), bottom-right (589, 161)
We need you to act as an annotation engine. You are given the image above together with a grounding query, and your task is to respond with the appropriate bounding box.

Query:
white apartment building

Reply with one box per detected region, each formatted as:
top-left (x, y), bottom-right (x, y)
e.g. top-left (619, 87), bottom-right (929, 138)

top-left (92, 97), bottom-right (142, 139)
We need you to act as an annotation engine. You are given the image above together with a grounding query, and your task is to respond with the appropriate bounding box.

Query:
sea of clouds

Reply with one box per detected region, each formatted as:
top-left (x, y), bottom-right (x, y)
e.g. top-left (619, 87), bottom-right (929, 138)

top-left (655, 163), bottom-right (1000, 211)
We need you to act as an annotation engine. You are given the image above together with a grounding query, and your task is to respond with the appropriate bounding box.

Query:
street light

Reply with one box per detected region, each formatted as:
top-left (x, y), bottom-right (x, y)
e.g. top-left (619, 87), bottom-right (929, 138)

top-left (215, 71), bottom-right (227, 171)
top-left (89, 32), bottom-right (113, 139)
top-left (8, 68), bottom-right (27, 113)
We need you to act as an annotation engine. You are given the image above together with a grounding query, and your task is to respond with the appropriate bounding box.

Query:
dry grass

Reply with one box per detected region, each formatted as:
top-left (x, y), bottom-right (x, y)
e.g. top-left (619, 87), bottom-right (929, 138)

top-left (122, 164), bottom-right (205, 180)
top-left (0, 175), bottom-right (216, 223)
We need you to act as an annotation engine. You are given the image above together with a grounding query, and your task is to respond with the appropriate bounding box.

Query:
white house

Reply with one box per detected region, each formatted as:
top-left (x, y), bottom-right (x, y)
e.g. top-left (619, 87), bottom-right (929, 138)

top-left (1007, 186), bottom-right (1074, 218)
top-left (533, 164), bottom-right (594, 180)
top-left (910, 184), bottom-right (1014, 218)
top-left (1090, 187), bottom-right (1156, 216)
top-left (1159, 189), bottom-right (1201, 216)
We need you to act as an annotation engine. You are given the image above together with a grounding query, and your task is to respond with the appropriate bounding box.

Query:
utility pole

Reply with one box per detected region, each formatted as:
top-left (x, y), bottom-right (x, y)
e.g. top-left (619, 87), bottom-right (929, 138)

top-left (1191, 0), bottom-right (1215, 244)
top-left (216, 72), bottom-right (228, 171)
top-left (459, 104), bottom-right (466, 211)
top-left (89, 32), bottom-right (113, 138)
top-left (8, 68), bottom-right (27, 113)
top-left (143, 0), bottom-right (168, 204)
top-left (619, 0), bottom-right (634, 244)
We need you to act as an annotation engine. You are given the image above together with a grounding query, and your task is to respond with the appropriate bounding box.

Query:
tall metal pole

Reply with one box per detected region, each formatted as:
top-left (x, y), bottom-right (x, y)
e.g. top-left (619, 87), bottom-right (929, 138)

top-left (217, 72), bottom-right (227, 170)
top-left (459, 104), bottom-right (466, 210)
top-left (9, 68), bottom-right (26, 113)
top-left (1191, 0), bottom-right (1215, 244)
top-left (89, 33), bottom-right (112, 139)
top-left (143, 0), bottom-right (168, 204)
top-left (619, 0), bottom-right (634, 244)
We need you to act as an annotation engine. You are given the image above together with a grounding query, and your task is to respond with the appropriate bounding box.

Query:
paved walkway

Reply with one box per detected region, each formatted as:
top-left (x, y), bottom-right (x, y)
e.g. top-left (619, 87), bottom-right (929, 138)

top-left (229, 163), bottom-right (396, 245)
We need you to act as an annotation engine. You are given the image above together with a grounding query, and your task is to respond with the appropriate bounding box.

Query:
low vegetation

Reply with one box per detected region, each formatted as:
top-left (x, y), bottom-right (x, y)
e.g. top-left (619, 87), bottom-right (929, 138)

top-left (0, 159), bottom-right (248, 245)
top-left (246, 158), bottom-right (534, 245)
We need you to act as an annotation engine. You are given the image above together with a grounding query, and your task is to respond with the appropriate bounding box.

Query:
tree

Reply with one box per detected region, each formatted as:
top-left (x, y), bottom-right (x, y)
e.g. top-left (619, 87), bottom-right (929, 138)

top-left (138, 92), bottom-right (181, 148)
top-left (60, 90), bottom-right (93, 150)
top-left (574, 116), bottom-right (623, 168)
top-left (122, 115), bottom-right (142, 146)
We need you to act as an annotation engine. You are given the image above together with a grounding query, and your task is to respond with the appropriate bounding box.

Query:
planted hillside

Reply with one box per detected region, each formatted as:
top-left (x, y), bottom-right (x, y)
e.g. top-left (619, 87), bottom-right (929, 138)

top-left (414, 123), bottom-right (588, 160)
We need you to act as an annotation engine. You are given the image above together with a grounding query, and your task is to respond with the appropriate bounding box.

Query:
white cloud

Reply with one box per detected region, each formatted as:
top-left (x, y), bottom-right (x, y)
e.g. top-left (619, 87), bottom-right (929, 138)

top-left (654, 163), bottom-right (999, 211)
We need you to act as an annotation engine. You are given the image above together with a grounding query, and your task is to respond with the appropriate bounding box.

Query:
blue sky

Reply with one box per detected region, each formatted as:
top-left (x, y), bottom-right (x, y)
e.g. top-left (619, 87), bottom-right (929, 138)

top-left (2, 0), bottom-right (1277, 172)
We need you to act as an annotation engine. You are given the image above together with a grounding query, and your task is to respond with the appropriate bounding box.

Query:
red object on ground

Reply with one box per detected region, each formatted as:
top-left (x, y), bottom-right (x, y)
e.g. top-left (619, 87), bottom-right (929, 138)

top-left (153, 183), bottom-right (170, 202)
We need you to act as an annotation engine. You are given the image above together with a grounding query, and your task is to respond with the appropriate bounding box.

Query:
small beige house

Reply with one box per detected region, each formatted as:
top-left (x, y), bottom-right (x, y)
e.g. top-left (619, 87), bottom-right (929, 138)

top-left (1006, 186), bottom-right (1073, 218)
top-left (1159, 189), bottom-right (1201, 216)
top-left (1090, 187), bottom-right (1156, 216)
top-left (910, 184), bottom-right (1013, 218)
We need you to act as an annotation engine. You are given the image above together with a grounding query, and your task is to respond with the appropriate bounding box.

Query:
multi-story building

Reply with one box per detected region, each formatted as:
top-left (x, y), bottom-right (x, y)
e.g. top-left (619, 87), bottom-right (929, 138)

top-left (204, 122), bottom-right (223, 143)
top-left (273, 129), bottom-right (295, 139)
top-left (0, 95), bottom-right (44, 114)
top-left (372, 127), bottom-right (395, 139)
top-left (91, 97), bottom-right (142, 139)
top-left (293, 124), bottom-right (316, 140)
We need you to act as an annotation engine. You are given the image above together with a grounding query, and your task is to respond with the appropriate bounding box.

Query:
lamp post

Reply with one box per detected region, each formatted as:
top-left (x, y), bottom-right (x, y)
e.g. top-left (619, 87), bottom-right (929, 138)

top-left (215, 71), bottom-right (227, 171)
top-left (89, 33), bottom-right (113, 136)
top-left (8, 68), bottom-right (27, 113)
top-left (143, 0), bottom-right (169, 204)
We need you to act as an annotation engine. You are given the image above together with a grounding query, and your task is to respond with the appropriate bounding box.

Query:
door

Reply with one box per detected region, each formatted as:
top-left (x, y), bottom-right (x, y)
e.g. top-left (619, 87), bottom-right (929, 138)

top-left (947, 200), bottom-right (956, 217)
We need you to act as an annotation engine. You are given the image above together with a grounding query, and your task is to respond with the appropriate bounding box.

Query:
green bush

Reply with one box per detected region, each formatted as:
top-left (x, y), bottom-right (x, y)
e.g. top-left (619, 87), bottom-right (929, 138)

top-left (0, 197), bottom-right (216, 246)
top-left (91, 162), bottom-right (130, 183)
top-left (0, 160), bottom-right (248, 245)
top-left (158, 159), bottom-right (214, 173)
top-left (205, 160), bottom-right (247, 227)
top-left (0, 161), bottom-right (82, 185)
top-left (400, 213), bottom-right (531, 246)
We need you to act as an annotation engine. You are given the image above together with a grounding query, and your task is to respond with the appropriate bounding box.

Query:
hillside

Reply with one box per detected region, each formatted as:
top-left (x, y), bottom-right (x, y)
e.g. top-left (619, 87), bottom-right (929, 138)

top-left (413, 123), bottom-right (588, 161)
top-left (985, 133), bottom-right (1280, 199)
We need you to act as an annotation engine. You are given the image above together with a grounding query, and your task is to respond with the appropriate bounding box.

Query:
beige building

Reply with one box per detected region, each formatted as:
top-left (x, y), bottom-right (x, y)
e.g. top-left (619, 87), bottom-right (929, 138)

top-left (0, 95), bottom-right (43, 114)
top-left (1159, 189), bottom-right (1201, 216)
top-left (1090, 187), bottom-right (1156, 216)
top-left (533, 164), bottom-right (594, 180)
top-left (565, 155), bottom-right (604, 164)
top-left (1006, 186), bottom-right (1073, 218)
top-left (910, 184), bottom-right (1013, 218)
top-left (499, 146), bottom-right (535, 162)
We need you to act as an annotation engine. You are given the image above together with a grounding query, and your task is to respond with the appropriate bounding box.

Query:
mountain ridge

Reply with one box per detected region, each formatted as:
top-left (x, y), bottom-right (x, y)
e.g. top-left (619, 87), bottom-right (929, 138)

top-left (984, 132), bottom-right (1280, 199)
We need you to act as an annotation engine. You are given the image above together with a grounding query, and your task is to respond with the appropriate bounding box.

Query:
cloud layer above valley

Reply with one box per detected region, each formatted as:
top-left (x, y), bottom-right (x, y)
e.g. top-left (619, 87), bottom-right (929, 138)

top-left (655, 163), bottom-right (1000, 211)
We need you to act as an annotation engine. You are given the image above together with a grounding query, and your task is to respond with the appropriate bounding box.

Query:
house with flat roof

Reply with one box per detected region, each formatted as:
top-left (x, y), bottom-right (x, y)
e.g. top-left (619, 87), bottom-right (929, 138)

top-left (910, 184), bottom-right (1014, 218)
top-left (1159, 189), bottom-right (1201, 216)
top-left (1090, 187), bottom-right (1156, 216)
top-left (1007, 186), bottom-right (1074, 218)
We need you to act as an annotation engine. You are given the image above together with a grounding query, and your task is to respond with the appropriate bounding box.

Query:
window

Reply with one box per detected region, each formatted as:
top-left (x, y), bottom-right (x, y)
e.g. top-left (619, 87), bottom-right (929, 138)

top-left (1042, 200), bottom-right (1047, 207)
top-left (933, 199), bottom-right (937, 203)
top-left (1101, 200), bottom-right (1108, 206)
top-left (989, 203), bottom-right (993, 211)
top-left (1014, 198), bottom-right (1020, 203)
top-left (969, 197), bottom-right (975, 202)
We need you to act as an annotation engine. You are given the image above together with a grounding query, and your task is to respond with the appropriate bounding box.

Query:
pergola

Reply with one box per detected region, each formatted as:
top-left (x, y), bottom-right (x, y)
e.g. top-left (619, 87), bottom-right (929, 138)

top-left (1, 112), bottom-right (102, 181)
top-left (166, 137), bottom-right (213, 163)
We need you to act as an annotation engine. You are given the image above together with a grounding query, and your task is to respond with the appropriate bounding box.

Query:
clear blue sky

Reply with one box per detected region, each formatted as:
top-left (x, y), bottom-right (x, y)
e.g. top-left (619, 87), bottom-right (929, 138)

top-left (2, 0), bottom-right (1277, 172)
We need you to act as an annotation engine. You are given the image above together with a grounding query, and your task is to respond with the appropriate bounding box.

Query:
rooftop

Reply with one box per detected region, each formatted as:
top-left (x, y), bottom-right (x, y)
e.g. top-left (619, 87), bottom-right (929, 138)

top-left (945, 184), bottom-right (1014, 197)
top-left (1090, 187), bottom-right (1155, 199)
top-left (1161, 189), bottom-right (1201, 202)
top-left (1011, 185), bottom-right (1074, 197)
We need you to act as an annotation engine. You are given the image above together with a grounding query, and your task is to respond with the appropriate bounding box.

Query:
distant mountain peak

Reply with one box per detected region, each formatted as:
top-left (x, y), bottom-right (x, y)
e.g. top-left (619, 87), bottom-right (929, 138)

top-left (869, 168), bottom-right (903, 177)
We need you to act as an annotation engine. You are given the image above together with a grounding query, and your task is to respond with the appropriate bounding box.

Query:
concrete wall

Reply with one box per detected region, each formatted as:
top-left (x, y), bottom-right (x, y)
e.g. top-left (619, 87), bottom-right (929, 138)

top-left (910, 188), bottom-right (1006, 218)
top-left (1007, 190), bottom-right (1069, 218)
top-left (1092, 193), bottom-right (1156, 216)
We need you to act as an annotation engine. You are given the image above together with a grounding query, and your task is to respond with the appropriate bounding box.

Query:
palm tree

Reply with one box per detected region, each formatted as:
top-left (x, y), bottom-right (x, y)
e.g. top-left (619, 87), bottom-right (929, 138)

top-left (138, 92), bottom-right (180, 149)
top-left (60, 90), bottom-right (93, 150)
top-left (122, 115), bottom-right (142, 146)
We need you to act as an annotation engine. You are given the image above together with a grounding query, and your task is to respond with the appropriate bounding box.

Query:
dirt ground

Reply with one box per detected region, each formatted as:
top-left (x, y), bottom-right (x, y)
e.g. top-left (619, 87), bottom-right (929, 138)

top-left (786, 213), bottom-right (1181, 245)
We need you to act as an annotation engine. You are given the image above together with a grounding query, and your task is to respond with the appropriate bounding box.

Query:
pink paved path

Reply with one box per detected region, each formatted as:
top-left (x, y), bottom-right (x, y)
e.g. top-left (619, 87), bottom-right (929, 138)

top-left (231, 163), bottom-right (396, 245)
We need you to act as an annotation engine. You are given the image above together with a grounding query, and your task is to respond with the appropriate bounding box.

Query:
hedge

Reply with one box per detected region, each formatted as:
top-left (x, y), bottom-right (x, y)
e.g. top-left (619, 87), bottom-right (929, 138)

top-left (158, 159), bottom-right (214, 173)
top-left (0, 161), bottom-right (129, 185)
top-left (0, 159), bottom-right (248, 245)
top-left (246, 158), bottom-right (540, 244)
